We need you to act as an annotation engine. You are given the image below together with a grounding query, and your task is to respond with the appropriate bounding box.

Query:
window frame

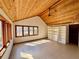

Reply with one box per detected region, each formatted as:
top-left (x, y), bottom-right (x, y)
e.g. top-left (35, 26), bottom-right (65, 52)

top-left (15, 25), bottom-right (39, 37)
top-left (15, 25), bottom-right (23, 37)
top-left (0, 15), bottom-right (12, 53)
top-left (33, 26), bottom-right (39, 35)
top-left (23, 26), bottom-right (29, 36)
top-left (29, 26), bottom-right (34, 36)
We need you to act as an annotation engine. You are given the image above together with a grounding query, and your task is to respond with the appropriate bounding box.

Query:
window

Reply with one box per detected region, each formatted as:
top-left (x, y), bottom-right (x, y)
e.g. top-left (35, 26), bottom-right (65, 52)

top-left (2, 21), bottom-right (12, 47)
top-left (0, 21), bottom-right (3, 49)
top-left (24, 27), bottom-right (29, 36)
top-left (0, 21), bottom-right (12, 50)
top-left (0, 16), bottom-right (12, 56)
top-left (29, 27), bottom-right (34, 35)
top-left (15, 25), bottom-right (38, 37)
top-left (16, 26), bottom-right (23, 37)
top-left (34, 27), bottom-right (38, 35)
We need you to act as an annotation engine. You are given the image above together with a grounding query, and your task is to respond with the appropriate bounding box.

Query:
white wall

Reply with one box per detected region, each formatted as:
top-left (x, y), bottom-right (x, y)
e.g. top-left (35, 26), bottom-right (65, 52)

top-left (14, 16), bottom-right (48, 43)
top-left (0, 8), bottom-right (13, 59)
top-left (48, 25), bottom-right (69, 44)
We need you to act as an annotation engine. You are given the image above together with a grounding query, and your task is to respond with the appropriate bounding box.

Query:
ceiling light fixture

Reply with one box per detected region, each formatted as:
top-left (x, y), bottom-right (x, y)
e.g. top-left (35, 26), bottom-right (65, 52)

top-left (48, 8), bottom-right (51, 16)
top-left (48, 0), bottom-right (61, 16)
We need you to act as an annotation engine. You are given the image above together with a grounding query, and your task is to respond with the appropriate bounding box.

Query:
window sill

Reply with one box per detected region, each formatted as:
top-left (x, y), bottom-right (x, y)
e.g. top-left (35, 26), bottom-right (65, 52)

top-left (0, 48), bottom-right (6, 57)
top-left (0, 46), bottom-right (3, 50)
top-left (0, 42), bottom-right (10, 58)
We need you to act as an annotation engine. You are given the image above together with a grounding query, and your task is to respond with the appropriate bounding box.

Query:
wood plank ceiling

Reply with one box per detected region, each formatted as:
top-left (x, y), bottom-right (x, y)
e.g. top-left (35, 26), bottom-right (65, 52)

top-left (0, 0), bottom-right (79, 25)
top-left (0, 0), bottom-right (58, 21)
top-left (40, 0), bottom-right (79, 25)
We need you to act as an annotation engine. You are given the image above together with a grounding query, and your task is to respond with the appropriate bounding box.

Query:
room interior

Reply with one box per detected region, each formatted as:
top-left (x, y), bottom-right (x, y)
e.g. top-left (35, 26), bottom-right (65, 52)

top-left (0, 0), bottom-right (79, 59)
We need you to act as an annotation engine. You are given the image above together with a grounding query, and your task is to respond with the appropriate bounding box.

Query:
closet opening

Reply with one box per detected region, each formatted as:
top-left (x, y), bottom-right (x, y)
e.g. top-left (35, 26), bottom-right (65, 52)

top-left (69, 24), bottom-right (79, 46)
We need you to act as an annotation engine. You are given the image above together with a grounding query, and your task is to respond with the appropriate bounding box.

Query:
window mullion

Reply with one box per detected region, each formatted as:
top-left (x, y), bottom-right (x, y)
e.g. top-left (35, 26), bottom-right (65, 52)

top-left (22, 26), bottom-right (24, 37)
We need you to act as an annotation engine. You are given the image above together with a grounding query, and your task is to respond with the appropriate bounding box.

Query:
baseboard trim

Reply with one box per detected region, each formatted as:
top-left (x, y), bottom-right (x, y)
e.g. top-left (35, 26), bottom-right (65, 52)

top-left (14, 37), bottom-right (48, 45)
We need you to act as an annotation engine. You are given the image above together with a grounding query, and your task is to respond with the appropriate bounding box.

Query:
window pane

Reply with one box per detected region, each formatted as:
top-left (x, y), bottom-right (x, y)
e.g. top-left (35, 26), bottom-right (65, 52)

top-left (29, 27), bottom-right (33, 35)
top-left (24, 27), bottom-right (28, 36)
top-left (16, 26), bottom-right (22, 36)
top-left (0, 21), bottom-right (3, 49)
top-left (34, 27), bottom-right (38, 35)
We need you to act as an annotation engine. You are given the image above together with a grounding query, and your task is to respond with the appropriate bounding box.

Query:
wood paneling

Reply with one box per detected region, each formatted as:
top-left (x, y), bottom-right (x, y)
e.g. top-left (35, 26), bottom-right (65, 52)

top-left (40, 0), bottom-right (79, 25)
top-left (0, 0), bottom-right (79, 25)
top-left (0, 0), bottom-right (59, 21)
top-left (0, 0), bottom-right (15, 20)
